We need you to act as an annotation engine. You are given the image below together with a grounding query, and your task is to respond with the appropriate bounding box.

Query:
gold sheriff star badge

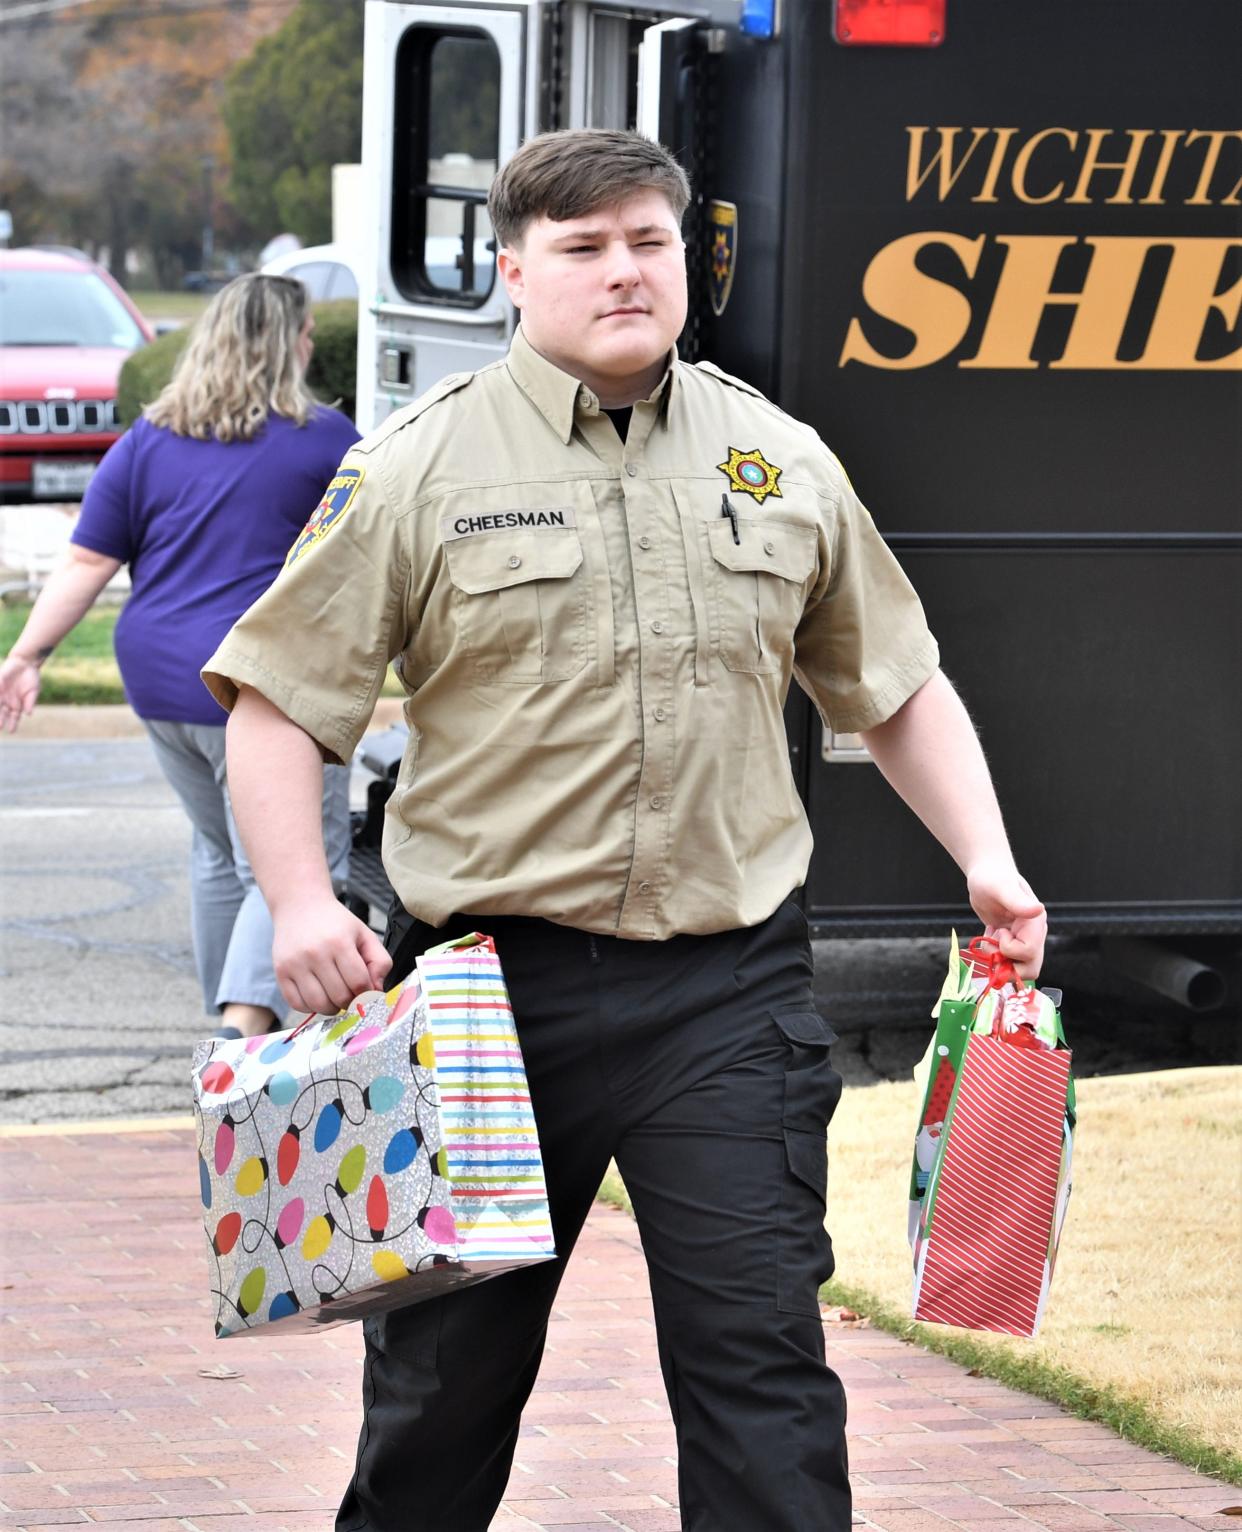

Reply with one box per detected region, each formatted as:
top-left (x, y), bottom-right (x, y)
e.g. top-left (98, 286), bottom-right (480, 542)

top-left (717, 446), bottom-right (783, 504)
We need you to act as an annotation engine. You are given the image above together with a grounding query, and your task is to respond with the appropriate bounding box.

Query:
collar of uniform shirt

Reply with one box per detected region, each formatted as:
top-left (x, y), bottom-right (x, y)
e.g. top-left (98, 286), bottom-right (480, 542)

top-left (506, 323), bottom-right (678, 445)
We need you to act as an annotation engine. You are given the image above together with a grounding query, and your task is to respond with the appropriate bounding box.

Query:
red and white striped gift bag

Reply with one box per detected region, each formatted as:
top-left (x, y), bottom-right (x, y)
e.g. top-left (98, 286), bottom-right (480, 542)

top-left (912, 1035), bottom-right (1072, 1337)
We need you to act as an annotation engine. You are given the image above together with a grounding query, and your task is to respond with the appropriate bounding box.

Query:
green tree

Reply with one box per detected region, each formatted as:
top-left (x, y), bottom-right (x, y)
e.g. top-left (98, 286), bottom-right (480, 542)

top-left (224, 0), bottom-right (365, 246)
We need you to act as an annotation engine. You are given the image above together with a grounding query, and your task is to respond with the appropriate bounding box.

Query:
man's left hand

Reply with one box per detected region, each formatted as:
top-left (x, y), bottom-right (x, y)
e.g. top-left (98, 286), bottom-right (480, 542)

top-left (966, 856), bottom-right (1047, 979)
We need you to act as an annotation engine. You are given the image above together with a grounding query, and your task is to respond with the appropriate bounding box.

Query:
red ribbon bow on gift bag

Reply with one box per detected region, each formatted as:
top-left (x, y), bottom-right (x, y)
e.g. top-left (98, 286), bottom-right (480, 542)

top-left (964, 934), bottom-right (1022, 995)
top-left (965, 935), bottom-right (1048, 1048)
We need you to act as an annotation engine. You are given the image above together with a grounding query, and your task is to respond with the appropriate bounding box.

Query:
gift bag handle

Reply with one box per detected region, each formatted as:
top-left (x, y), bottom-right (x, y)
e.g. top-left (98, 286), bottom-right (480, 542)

top-left (285, 986), bottom-right (394, 1043)
top-left (283, 936), bottom-right (496, 1043)
top-left (964, 935), bottom-right (1023, 1027)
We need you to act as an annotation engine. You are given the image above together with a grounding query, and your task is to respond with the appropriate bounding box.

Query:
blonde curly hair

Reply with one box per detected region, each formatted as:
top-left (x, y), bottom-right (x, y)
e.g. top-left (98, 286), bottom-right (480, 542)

top-left (144, 273), bottom-right (317, 442)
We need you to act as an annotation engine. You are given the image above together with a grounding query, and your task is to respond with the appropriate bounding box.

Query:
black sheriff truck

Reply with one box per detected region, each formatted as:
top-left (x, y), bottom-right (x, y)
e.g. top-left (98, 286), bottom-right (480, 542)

top-left (351, 0), bottom-right (1241, 1011)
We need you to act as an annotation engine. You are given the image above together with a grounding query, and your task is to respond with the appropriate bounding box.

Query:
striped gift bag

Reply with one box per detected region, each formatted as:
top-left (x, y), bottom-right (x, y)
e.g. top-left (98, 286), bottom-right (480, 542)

top-left (417, 934), bottom-right (557, 1264)
top-left (192, 933), bottom-right (555, 1338)
top-left (909, 937), bottom-right (1074, 1338)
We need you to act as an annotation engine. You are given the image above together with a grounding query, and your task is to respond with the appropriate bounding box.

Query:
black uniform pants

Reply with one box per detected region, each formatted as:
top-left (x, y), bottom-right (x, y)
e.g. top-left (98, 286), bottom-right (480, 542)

top-left (336, 896), bottom-right (849, 1532)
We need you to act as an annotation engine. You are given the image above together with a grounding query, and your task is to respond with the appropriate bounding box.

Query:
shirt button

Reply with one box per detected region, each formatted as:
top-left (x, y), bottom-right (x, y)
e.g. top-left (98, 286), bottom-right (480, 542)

top-left (625, 463), bottom-right (639, 477)
top-left (508, 555), bottom-right (522, 569)
top-left (638, 535), bottom-right (652, 550)
top-left (650, 796), bottom-right (664, 810)
top-left (764, 540), bottom-right (776, 555)
top-left (638, 881), bottom-right (652, 894)
top-left (653, 707), bottom-right (666, 722)
top-left (650, 620), bottom-right (664, 634)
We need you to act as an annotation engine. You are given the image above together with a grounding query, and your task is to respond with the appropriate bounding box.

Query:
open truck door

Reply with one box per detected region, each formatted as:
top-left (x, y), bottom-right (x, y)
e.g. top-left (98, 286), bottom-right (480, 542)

top-left (357, 0), bottom-right (530, 431)
top-left (637, 17), bottom-right (698, 148)
top-left (358, 0), bottom-right (732, 432)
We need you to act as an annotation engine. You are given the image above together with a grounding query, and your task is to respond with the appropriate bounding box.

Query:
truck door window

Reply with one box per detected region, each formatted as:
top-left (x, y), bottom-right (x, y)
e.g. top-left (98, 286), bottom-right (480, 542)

top-left (589, 14), bottom-right (643, 129)
top-left (392, 28), bottom-right (500, 305)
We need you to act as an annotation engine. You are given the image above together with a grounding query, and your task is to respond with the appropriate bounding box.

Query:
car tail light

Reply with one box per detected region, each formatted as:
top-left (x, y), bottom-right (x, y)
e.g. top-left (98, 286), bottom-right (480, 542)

top-left (833, 0), bottom-right (946, 46)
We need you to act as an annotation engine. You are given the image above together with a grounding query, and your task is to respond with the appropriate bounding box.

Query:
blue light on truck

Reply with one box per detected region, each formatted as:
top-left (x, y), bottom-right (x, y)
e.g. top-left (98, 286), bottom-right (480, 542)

top-left (740, 0), bottom-right (777, 40)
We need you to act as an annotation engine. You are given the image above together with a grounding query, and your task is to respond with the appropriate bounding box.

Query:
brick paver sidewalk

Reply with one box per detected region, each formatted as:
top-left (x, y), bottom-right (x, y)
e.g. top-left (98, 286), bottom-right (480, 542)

top-left (1, 1123), bottom-right (1236, 1532)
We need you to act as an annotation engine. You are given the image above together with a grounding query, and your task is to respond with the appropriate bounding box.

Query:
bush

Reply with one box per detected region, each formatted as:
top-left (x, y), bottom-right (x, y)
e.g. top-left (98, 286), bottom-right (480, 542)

top-left (115, 299), bottom-right (359, 427)
top-left (305, 300), bottom-right (358, 421)
top-left (115, 328), bottom-right (187, 426)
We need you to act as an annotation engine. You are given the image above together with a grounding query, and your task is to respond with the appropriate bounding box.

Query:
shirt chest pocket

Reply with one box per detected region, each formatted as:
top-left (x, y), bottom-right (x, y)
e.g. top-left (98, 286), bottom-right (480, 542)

top-left (704, 517), bottom-right (818, 675)
top-left (442, 524), bottom-right (588, 684)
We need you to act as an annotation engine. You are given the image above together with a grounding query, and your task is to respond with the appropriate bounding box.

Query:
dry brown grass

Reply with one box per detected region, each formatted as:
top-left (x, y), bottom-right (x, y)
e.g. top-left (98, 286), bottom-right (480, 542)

top-left (826, 1065), bottom-right (1242, 1455)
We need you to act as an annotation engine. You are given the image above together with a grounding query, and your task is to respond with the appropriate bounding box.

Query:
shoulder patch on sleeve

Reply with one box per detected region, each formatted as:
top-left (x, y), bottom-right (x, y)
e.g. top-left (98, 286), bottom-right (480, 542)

top-left (354, 371), bottom-right (476, 454)
top-left (284, 465), bottom-right (365, 567)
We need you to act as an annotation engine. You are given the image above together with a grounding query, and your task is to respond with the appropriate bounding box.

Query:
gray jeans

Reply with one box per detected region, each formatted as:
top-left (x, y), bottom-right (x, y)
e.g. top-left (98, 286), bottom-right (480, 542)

top-left (144, 719), bottom-right (351, 1019)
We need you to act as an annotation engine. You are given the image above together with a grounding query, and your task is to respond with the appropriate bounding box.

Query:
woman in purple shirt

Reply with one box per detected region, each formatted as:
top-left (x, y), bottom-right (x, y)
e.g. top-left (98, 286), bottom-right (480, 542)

top-left (0, 274), bottom-right (359, 1039)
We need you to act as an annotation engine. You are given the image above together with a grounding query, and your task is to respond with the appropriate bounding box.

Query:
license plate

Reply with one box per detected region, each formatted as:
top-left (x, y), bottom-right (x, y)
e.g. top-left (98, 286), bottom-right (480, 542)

top-left (31, 460), bottom-right (99, 499)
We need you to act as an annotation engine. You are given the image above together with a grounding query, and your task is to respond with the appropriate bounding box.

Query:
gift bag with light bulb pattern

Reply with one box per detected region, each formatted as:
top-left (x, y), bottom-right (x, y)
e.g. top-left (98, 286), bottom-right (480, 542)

top-left (191, 933), bottom-right (556, 1337)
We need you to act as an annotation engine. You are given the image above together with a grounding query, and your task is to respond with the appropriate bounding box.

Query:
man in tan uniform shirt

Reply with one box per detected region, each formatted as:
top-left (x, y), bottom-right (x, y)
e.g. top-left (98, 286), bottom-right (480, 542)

top-left (206, 131), bottom-right (1045, 1532)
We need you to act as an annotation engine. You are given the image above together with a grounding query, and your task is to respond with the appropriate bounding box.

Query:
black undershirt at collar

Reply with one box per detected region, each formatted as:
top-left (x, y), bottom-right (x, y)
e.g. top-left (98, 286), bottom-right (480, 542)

top-left (603, 405), bottom-right (632, 442)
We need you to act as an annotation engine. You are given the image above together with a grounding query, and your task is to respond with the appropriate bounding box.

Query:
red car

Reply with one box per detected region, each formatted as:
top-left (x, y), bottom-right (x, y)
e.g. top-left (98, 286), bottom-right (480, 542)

top-left (0, 247), bottom-right (155, 503)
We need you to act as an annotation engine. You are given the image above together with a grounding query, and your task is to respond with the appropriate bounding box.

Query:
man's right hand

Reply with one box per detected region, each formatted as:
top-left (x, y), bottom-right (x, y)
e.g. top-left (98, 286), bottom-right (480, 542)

top-left (271, 895), bottom-right (393, 1015)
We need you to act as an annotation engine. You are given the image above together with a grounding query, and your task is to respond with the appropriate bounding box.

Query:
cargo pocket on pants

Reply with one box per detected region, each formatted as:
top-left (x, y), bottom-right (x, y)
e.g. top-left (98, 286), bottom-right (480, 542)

top-left (772, 1009), bottom-right (842, 1315)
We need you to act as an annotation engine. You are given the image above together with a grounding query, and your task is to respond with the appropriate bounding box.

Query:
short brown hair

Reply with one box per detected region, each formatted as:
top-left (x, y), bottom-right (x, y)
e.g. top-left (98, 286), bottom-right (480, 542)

top-left (488, 129), bottom-right (691, 249)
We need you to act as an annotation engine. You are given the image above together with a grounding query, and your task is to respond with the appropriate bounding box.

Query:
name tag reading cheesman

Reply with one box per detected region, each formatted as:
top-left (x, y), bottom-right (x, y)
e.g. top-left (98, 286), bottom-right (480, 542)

top-left (440, 507), bottom-right (577, 541)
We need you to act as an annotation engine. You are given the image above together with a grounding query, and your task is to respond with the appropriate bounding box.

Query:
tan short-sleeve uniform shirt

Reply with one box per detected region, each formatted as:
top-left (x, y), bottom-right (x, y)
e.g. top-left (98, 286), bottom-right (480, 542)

top-left (203, 327), bottom-right (938, 940)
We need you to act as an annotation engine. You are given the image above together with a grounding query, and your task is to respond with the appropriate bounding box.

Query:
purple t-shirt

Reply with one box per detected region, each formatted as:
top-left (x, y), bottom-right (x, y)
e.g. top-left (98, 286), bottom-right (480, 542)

top-left (73, 408), bottom-right (360, 724)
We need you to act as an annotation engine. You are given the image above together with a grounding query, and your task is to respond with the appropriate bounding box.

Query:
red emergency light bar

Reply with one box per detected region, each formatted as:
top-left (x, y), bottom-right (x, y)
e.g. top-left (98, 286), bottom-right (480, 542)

top-left (833, 0), bottom-right (946, 47)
